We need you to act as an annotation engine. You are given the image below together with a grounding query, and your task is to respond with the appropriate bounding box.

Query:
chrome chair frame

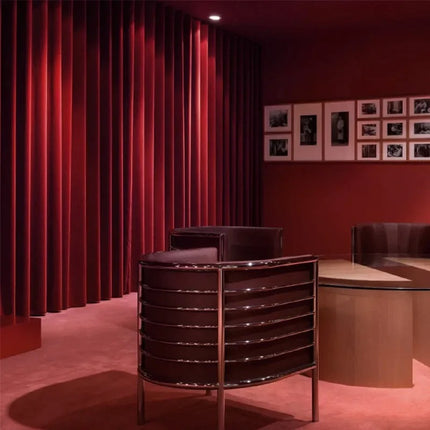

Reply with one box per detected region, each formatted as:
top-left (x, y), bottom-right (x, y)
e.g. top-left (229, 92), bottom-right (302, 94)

top-left (137, 255), bottom-right (319, 429)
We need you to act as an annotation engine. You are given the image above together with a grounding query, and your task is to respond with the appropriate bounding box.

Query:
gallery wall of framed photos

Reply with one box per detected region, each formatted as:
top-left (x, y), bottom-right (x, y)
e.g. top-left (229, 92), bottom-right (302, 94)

top-left (264, 95), bottom-right (430, 162)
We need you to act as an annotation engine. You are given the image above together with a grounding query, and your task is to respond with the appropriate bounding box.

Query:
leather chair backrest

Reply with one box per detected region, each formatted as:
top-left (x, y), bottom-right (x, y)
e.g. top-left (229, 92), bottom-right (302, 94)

top-left (169, 226), bottom-right (283, 261)
top-left (142, 247), bottom-right (218, 264)
top-left (352, 222), bottom-right (430, 264)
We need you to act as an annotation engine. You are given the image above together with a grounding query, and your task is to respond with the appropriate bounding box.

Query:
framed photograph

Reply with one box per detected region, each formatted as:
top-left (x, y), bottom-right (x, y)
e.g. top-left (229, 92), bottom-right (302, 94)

top-left (382, 142), bottom-right (407, 161)
top-left (264, 134), bottom-right (292, 161)
top-left (382, 97), bottom-right (406, 117)
top-left (324, 100), bottom-right (355, 160)
top-left (382, 119), bottom-right (406, 139)
top-left (357, 142), bottom-right (380, 161)
top-left (409, 118), bottom-right (430, 138)
top-left (357, 120), bottom-right (380, 139)
top-left (409, 142), bottom-right (430, 161)
top-left (357, 99), bottom-right (380, 119)
top-left (409, 96), bottom-right (430, 116)
top-left (293, 103), bottom-right (322, 161)
top-left (264, 104), bottom-right (292, 132)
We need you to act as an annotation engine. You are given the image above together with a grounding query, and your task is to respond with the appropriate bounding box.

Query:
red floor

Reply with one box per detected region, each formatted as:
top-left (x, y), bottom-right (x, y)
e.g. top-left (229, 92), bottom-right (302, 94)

top-left (1, 293), bottom-right (429, 429)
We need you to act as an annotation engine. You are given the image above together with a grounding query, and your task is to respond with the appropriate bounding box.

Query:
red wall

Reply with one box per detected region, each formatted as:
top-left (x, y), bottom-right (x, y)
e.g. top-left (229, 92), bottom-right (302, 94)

top-left (262, 26), bottom-right (430, 256)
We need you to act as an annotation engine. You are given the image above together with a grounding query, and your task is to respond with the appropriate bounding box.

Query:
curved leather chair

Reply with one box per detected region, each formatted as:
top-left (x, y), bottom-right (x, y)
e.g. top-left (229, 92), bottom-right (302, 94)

top-left (137, 247), bottom-right (318, 429)
top-left (169, 226), bottom-right (283, 261)
top-left (352, 222), bottom-right (430, 265)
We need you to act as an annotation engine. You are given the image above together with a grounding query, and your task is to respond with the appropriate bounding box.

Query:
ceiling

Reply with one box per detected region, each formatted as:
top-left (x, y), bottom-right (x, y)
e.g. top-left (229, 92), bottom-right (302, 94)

top-left (161, 0), bottom-right (430, 44)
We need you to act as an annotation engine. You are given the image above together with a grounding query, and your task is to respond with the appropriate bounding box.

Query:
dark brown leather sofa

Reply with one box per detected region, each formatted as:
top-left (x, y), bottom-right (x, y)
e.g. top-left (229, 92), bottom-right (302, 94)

top-left (169, 226), bottom-right (283, 261)
top-left (137, 247), bottom-right (318, 429)
top-left (352, 222), bottom-right (430, 265)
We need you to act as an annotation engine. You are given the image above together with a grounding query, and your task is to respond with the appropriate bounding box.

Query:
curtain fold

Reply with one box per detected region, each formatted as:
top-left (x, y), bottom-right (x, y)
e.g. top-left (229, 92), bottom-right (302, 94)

top-left (0, 0), bottom-right (261, 317)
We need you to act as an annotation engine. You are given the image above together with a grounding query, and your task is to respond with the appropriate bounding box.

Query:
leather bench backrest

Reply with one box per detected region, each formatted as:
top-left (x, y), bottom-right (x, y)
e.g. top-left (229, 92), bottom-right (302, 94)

top-left (352, 222), bottom-right (430, 264)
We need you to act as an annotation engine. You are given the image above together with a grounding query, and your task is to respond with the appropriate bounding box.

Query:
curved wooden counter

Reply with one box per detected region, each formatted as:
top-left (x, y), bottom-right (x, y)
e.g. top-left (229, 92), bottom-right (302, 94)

top-left (318, 257), bottom-right (430, 388)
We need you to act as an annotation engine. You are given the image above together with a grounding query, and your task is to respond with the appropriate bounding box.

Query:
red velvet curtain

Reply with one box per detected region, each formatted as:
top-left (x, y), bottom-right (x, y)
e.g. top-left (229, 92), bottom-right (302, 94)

top-left (0, 0), bottom-right (261, 318)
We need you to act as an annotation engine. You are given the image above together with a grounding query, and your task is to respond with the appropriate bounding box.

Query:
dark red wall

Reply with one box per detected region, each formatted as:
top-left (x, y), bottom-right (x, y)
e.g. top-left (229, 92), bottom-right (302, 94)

top-left (262, 26), bottom-right (430, 256)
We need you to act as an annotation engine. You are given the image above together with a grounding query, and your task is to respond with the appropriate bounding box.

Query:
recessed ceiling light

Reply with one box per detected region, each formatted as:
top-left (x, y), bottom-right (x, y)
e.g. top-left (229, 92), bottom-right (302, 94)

top-left (209, 15), bottom-right (221, 21)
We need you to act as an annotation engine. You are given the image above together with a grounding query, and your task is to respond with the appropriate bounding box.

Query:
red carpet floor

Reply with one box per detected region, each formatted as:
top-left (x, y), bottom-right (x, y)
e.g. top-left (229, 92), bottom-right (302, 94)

top-left (1, 293), bottom-right (429, 430)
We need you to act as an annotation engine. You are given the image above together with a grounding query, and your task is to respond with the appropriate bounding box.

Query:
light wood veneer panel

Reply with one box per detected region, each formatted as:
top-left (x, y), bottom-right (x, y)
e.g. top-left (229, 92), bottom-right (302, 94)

top-left (319, 287), bottom-right (413, 387)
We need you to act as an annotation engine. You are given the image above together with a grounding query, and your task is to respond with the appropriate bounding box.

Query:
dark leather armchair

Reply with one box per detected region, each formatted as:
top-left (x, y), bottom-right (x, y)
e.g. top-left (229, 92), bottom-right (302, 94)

top-left (169, 226), bottom-right (283, 261)
top-left (352, 222), bottom-right (430, 265)
top-left (137, 247), bottom-right (318, 429)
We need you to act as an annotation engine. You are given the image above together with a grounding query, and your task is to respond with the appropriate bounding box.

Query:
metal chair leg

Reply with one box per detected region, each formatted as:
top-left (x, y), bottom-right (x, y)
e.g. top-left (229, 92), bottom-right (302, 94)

top-left (312, 367), bottom-right (319, 422)
top-left (217, 386), bottom-right (225, 430)
top-left (137, 374), bottom-right (145, 425)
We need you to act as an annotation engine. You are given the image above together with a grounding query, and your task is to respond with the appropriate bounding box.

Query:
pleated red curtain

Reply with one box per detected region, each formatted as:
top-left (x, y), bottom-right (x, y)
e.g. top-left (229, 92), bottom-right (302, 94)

top-left (0, 0), bottom-right (261, 318)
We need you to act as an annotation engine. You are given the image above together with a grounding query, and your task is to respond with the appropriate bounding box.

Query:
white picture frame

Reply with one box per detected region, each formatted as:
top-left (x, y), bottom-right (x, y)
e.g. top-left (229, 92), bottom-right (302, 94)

top-left (324, 100), bottom-right (355, 161)
top-left (264, 104), bottom-right (292, 132)
top-left (357, 99), bottom-right (380, 119)
top-left (409, 96), bottom-right (430, 116)
top-left (409, 118), bottom-right (430, 139)
top-left (382, 142), bottom-right (407, 161)
top-left (357, 120), bottom-right (380, 140)
top-left (382, 97), bottom-right (406, 117)
top-left (293, 103), bottom-right (322, 161)
top-left (409, 142), bottom-right (430, 161)
top-left (357, 142), bottom-right (380, 161)
top-left (382, 119), bottom-right (407, 139)
top-left (264, 134), bottom-right (292, 161)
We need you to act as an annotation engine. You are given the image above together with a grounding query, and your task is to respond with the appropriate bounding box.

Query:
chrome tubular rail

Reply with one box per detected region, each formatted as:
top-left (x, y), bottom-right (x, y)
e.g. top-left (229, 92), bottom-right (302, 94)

top-left (217, 268), bottom-right (225, 430)
top-left (312, 260), bottom-right (319, 422)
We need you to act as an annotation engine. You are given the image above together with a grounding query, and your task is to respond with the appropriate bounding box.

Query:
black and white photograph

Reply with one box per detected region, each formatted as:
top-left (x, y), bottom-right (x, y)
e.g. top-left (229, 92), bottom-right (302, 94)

top-left (387, 144), bottom-right (403, 157)
top-left (357, 142), bottom-right (379, 160)
top-left (410, 96), bottom-right (430, 116)
top-left (382, 120), bottom-right (406, 139)
top-left (300, 115), bottom-right (317, 145)
top-left (362, 103), bottom-right (377, 115)
top-left (357, 121), bottom-right (380, 139)
top-left (357, 99), bottom-right (380, 118)
top-left (383, 97), bottom-right (406, 117)
top-left (410, 143), bottom-right (430, 160)
top-left (264, 134), bottom-right (291, 161)
top-left (293, 103), bottom-right (322, 160)
top-left (331, 112), bottom-right (349, 145)
top-left (410, 119), bottom-right (430, 138)
top-left (270, 139), bottom-right (288, 156)
top-left (264, 104), bottom-right (291, 132)
top-left (270, 110), bottom-right (287, 128)
top-left (324, 100), bottom-right (355, 160)
top-left (414, 122), bottom-right (430, 135)
top-left (383, 142), bottom-right (406, 161)
top-left (412, 120), bottom-right (430, 136)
